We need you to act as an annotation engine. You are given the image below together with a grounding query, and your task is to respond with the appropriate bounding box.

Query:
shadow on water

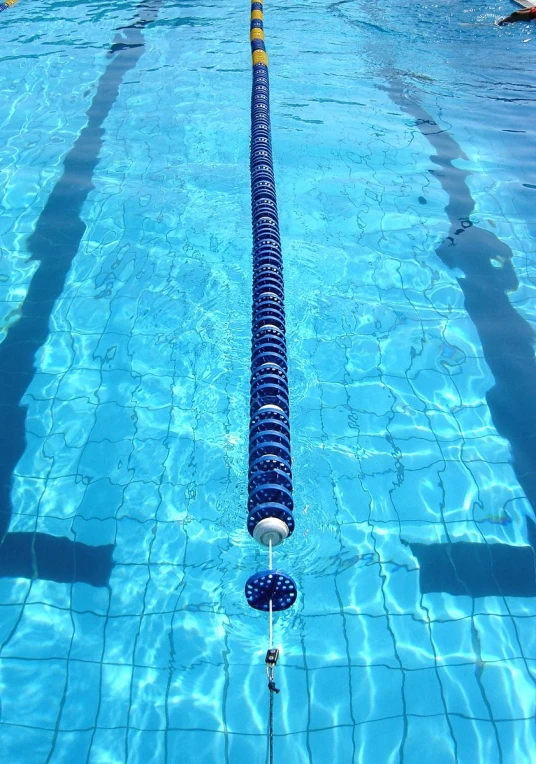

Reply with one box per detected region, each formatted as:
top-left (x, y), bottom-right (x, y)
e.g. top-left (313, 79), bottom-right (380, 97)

top-left (0, 0), bottom-right (163, 586)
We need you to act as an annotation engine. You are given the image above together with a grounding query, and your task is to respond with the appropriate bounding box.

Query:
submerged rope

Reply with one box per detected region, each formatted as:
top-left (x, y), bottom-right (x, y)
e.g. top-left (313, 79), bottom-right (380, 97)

top-left (269, 688), bottom-right (274, 764)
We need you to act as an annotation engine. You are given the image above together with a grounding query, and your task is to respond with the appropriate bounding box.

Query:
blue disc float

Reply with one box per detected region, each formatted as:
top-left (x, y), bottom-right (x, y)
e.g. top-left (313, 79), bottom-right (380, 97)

top-left (245, 0), bottom-right (298, 613)
top-left (245, 570), bottom-right (297, 612)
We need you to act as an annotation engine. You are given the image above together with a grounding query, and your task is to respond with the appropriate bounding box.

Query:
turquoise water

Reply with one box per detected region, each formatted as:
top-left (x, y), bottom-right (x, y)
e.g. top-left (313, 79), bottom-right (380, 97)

top-left (1, 0), bottom-right (536, 761)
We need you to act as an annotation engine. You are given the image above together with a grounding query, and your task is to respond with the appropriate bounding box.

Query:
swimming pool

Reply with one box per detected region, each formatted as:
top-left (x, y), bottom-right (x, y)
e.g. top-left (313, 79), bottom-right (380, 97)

top-left (1, 0), bottom-right (536, 760)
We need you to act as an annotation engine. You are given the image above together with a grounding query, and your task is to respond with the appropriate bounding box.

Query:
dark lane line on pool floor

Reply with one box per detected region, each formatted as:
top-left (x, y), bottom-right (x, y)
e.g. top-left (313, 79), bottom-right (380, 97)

top-left (0, 0), bottom-right (162, 586)
top-left (388, 78), bottom-right (536, 597)
top-left (327, 0), bottom-right (536, 596)
top-left (329, 0), bottom-right (536, 596)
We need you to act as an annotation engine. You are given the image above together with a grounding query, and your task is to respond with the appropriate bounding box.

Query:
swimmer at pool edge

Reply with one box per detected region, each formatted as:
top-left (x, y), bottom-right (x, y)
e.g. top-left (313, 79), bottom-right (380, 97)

top-left (498, 5), bottom-right (536, 24)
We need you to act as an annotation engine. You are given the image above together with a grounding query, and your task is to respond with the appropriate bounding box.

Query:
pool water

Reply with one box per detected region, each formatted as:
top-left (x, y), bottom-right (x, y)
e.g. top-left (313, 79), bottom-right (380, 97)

top-left (1, 0), bottom-right (536, 761)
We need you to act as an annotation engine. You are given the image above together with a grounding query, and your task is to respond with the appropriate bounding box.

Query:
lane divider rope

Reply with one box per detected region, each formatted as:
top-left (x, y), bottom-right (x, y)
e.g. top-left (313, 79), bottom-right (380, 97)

top-left (243, 2), bottom-right (298, 758)
top-left (244, 0), bottom-right (297, 613)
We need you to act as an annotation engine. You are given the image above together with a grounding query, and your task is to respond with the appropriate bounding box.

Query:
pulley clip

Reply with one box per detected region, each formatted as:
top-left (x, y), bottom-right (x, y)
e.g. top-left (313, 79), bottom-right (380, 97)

top-left (265, 648), bottom-right (279, 667)
top-left (266, 649), bottom-right (280, 693)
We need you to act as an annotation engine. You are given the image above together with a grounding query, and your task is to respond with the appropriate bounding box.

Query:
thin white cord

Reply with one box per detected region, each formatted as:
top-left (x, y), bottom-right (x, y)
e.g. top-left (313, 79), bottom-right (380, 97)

top-left (269, 538), bottom-right (273, 648)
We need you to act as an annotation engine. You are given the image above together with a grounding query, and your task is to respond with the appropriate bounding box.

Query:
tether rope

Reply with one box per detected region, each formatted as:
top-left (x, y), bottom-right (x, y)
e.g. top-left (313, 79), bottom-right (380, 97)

top-left (269, 687), bottom-right (275, 764)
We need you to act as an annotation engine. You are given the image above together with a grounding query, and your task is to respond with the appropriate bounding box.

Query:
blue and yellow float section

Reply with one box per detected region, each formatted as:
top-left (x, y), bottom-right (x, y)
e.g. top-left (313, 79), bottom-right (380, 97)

top-left (0, 0), bottom-right (19, 13)
top-left (244, 0), bottom-right (297, 615)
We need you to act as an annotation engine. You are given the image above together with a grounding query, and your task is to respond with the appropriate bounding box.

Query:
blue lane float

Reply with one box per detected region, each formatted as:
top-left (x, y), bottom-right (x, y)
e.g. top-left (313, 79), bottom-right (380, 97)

top-left (245, 570), bottom-right (297, 612)
top-left (244, 0), bottom-right (297, 614)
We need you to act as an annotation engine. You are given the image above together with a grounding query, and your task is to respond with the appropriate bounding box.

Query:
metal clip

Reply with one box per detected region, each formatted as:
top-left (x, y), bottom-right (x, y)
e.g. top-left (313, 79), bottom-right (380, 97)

top-left (265, 649), bottom-right (280, 693)
top-left (265, 648), bottom-right (279, 667)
